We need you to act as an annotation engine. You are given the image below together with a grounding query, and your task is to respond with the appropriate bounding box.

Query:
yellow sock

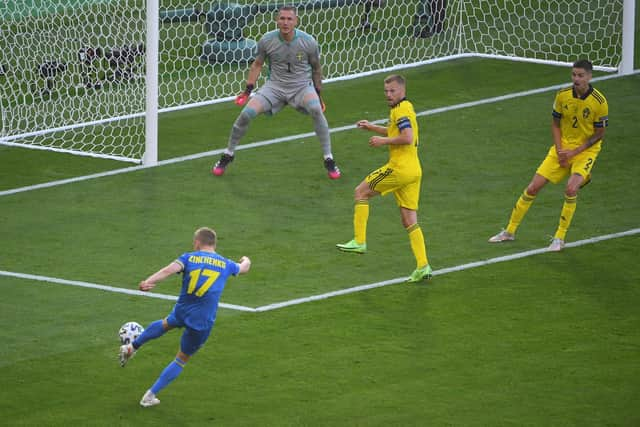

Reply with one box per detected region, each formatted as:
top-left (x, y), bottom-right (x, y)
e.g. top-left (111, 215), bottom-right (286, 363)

top-left (506, 190), bottom-right (536, 235)
top-left (406, 223), bottom-right (428, 268)
top-left (354, 200), bottom-right (369, 244)
top-left (554, 194), bottom-right (577, 240)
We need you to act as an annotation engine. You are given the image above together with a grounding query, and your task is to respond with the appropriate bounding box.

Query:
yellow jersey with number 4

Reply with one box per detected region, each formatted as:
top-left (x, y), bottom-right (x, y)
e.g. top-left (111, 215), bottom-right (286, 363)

top-left (387, 99), bottom-right (421, 175)
top-left (552, 85), bottom-right (608, 149)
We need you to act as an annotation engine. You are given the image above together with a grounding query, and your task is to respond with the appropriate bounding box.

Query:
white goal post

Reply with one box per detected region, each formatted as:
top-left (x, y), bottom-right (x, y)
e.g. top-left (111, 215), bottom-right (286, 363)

top-left (0, 0), bottom-right (635, 165)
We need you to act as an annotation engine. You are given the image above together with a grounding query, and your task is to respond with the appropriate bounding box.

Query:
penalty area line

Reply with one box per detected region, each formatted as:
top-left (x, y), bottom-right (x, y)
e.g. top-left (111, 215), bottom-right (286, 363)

top-left (0, 269), bottom-right (256, 313)
top-left (253, 227), bottom-right (640, 312)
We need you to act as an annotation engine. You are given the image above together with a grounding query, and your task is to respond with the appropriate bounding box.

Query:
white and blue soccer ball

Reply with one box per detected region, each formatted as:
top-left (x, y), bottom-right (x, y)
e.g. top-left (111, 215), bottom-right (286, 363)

top-left (119, 321), bottom-right (144, 345)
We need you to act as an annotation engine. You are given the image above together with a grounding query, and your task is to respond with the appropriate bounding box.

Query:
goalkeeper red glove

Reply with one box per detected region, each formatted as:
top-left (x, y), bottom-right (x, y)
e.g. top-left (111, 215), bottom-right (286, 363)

top-left (235, 84), bottom-right (254, 106)
top-left (315, 87), bottom-right (326, 113)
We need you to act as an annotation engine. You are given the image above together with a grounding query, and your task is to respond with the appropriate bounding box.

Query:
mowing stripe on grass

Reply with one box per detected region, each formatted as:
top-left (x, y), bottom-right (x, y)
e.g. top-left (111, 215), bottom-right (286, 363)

top-left (1, 71), bottom-right (635, 198)
top-left (1, 228), bottom-right (637, 312)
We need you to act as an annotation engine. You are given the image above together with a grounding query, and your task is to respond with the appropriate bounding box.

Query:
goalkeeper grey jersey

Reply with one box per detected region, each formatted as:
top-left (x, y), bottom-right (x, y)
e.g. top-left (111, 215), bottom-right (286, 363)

top-left (255, 29), bottom-right (319, 88)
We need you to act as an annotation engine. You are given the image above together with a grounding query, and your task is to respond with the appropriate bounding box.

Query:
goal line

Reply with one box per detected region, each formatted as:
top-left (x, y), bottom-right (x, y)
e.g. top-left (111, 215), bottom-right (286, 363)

top-left (1, 70), bottom-right (637, 199)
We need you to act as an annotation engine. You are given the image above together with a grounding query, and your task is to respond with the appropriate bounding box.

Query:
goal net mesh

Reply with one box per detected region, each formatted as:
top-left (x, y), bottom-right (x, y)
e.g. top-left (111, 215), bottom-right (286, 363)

top-left (0, 0), bottom-right (624, 162)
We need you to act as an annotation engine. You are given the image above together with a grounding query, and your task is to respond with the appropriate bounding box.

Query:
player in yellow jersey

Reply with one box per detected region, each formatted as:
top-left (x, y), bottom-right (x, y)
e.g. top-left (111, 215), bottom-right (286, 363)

top-left (489, 59), bottom-right (608, 251)
top-left (336, 75), bottom-right (432, 282)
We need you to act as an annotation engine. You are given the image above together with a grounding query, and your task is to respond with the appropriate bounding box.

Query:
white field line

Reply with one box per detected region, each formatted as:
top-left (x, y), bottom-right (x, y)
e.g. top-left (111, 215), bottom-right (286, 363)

top-left (1, 71), bottom-right (637, 198)
top-left (0, 269), bottom-right (256, 313)
top-left (253, 228), bottom-right (640, 312)
top-left (1, 228), bottom-right (637, 313)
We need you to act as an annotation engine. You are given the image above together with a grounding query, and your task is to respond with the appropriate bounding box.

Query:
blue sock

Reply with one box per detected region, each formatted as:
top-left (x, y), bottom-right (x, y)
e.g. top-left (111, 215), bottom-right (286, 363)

top-left (150, 357), bottom-right (186, 395)
top-left (132, 320), bottom-right (166, 349)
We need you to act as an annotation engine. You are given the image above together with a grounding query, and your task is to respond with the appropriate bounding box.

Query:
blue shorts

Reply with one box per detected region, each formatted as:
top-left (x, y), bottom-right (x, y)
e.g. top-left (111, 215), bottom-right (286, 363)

top-left (166, 312), bottom-right (213, 356)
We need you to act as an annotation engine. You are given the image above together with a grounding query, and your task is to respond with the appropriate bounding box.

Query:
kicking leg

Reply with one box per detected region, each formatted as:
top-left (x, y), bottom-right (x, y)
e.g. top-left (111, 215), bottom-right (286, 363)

top-left (120, 318), bottom-right (174, 367)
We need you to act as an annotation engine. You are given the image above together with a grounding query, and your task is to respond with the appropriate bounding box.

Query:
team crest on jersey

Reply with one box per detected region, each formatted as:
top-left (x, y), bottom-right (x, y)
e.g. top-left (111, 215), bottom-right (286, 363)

top-left (582, 107), bottom-right (590, 119)
top-left (296, 51), bottom-right (305, 61)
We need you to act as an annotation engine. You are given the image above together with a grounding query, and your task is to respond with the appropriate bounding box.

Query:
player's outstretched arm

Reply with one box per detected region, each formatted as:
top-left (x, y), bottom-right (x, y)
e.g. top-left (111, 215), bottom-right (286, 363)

top-left (139, 261), bottom-right (183, 292)
top-left (235, 59), bottom-right (264, 106)
top-left (238, 256), bottom-right (251, 274)
top-left (356, 120), bottom-right (388, 136)
top-left (369, 127), bottom-right (413, 147)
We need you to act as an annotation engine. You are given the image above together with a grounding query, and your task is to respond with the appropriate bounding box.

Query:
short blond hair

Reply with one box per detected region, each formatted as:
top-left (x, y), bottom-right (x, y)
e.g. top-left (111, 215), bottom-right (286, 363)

top-left (194, 227), bottom-right (217, 247)
top-left (384, 74), bottom-right (406, 86)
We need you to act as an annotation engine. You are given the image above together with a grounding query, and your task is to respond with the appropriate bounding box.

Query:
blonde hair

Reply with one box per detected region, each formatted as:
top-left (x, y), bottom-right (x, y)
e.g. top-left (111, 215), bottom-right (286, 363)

top-left (194, 227), bottom-right (217, 247)
top-left (384, 74), bottom-right (406, 86)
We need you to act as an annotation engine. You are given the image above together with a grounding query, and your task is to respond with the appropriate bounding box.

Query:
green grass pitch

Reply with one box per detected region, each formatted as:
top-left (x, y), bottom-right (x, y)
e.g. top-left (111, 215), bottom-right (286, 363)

top-left (1, 54), bottom-right (640, 427)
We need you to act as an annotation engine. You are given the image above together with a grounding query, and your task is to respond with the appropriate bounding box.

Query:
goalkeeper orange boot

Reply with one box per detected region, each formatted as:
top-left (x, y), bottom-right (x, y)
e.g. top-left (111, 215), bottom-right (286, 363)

top-left (324, 157), bottom-right (341, 179)
top-left (212, 153), bottom-right (234, 176)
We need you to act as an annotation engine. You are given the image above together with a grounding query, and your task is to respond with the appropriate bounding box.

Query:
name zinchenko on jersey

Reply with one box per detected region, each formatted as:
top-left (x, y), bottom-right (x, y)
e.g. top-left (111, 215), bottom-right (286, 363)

top-left (188, 255), bottom-right (226, 268)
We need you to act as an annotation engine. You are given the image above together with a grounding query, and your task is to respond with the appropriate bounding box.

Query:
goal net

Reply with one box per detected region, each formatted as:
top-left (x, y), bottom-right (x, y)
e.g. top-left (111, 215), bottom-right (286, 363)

top-left (0, 0), bottom-right (630, 164)
top-left (1, 1), bottom-right (147, 162)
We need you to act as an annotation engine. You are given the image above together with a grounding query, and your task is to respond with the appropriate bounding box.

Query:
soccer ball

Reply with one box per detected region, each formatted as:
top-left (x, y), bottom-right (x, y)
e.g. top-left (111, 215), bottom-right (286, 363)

top-left (119, 321), bottom-right (144, 345)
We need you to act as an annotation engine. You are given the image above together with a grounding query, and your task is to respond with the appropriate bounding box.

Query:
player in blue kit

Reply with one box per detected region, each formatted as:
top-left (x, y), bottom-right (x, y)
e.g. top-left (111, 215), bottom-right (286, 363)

top-left (119, 227), bottom-right (251, 407)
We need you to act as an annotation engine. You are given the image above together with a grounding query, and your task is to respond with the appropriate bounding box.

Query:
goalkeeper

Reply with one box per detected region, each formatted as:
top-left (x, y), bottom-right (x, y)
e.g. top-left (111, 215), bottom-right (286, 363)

top-left (212, 5), bottom-right (341, 179)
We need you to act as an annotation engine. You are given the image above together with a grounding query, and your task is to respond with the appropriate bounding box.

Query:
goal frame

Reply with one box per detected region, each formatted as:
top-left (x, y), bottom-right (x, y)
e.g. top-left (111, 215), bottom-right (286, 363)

top-left (1, 0), bottom-right (636, 166)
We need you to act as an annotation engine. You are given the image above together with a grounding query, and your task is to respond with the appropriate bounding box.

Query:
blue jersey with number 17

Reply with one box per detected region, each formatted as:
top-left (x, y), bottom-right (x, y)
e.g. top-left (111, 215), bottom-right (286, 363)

top-left (173, 250), bottom-right (240, 330)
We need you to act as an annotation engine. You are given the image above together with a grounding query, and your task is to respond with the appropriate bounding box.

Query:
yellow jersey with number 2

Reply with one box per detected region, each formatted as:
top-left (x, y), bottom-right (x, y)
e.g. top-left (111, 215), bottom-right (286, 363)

top-left (552, 85), bottom-right (608, 150)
